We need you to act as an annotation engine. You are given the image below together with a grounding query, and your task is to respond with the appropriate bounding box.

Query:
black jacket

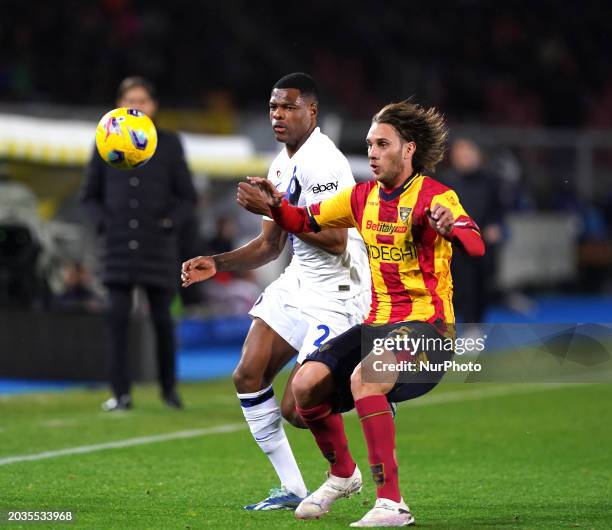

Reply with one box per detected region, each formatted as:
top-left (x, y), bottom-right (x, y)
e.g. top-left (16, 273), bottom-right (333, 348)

top-left (444, 169), bottom-right (503, 231)
top-left (81, 129), bottom-right (197, 289)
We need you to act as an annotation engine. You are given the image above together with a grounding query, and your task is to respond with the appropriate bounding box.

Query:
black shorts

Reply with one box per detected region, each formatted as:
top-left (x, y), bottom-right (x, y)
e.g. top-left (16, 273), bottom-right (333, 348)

top-left (303, 320), bottom-right (454, 413)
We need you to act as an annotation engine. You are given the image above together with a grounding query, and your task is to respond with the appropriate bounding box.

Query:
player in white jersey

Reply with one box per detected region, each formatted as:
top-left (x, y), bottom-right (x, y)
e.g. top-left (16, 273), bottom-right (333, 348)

top-left (181, 74), bottom-right (370, 510)
top-left (260, 120), bottom-right (369, 364)
top-left (181, 73), bottom-right (370, 511)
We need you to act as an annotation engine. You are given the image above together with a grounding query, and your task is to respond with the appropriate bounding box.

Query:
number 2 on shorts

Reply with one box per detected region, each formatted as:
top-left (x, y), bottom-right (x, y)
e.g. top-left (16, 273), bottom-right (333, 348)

top-left (313, 324), bottom-right (330, 348)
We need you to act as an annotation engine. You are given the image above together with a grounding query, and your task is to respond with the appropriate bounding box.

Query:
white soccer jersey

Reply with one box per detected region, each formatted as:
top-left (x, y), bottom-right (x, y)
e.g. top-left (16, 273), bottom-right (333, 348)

top-left (265, 127), bottom-right (369, 299)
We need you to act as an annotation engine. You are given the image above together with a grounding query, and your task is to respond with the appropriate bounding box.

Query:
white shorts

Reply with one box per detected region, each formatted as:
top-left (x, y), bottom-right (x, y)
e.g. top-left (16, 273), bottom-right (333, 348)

top-left (248, 269), bottom-right (308, 352)
top-left (249, 270), bottom-right (371, 364)
top-left (296, 288), bottom-right (370, 363)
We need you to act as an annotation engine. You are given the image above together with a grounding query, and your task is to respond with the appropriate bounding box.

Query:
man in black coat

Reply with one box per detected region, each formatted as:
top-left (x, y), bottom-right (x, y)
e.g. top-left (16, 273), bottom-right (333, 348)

top-left (445, 138), bottom-right (505, 325)
top-left (81, 76), bottom-right (197, 411)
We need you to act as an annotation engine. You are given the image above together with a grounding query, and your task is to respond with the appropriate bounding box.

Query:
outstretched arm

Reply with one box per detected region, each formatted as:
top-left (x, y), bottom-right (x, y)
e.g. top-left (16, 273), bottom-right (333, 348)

top-left (181, 219), bottom-right (287, 287)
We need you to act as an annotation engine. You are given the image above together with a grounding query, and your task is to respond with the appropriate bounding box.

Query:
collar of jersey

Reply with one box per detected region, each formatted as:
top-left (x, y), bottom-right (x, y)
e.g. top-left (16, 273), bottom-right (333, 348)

top-left (378, 171), bottom-right (420, 201)
top-left (284, 126), bottom-right (321, 160)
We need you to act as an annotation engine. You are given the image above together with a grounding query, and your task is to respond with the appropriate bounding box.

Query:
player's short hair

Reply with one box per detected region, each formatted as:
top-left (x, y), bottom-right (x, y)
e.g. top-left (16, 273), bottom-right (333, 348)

top-left (117, 76), bottom-right (157, 101)
top-left (272, 72), bottom-right (319, 102)
top-left (372, 100), bottom-right (448, 173)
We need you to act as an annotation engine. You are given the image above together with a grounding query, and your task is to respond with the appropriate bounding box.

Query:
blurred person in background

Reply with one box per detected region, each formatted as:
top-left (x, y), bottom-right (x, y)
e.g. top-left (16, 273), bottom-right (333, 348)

top-left (0, 171), bottom-right (59, 308)
top-left (81, 76), bottom-right (198, 412)
top-left (177, 211), bottom-right (203, 309)
top-left (207, 215), bottom-right (236, 255)
top-left (551, 183), bottom-right (611, 292)
top-left (445, 138), bottom-right (505, 326)
top-left (53, 261), bottom-right (105, 313)
top-left (201, 215), bottom-right (260, 315)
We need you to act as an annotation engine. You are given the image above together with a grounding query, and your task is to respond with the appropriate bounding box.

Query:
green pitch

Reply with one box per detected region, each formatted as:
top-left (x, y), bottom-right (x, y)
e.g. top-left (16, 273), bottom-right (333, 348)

top-left (1, 378), bottom-right (610, 529)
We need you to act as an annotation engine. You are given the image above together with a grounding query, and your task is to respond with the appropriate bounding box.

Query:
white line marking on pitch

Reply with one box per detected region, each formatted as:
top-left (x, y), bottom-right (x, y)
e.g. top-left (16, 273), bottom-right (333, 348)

top-left (0, 423), bottom-right (245, 466)
top-left (0, 383), bottom-right (592, 466)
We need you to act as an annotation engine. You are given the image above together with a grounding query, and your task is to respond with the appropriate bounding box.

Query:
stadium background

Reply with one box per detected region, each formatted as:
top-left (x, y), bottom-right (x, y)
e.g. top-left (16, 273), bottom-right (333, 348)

top-left (1, 1), bottom-right (611, 528)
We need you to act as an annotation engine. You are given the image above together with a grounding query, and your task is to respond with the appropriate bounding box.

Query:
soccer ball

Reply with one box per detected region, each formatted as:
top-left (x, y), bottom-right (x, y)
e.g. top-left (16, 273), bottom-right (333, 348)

top-left (95, 107), bottom-right (158, 169)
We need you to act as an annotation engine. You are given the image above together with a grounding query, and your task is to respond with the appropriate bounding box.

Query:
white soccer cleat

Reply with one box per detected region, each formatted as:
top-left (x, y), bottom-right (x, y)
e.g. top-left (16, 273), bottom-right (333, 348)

top-left (350, 497), bottom-right (415, 527)
top-left (294, 466), bottom-right (362, 520)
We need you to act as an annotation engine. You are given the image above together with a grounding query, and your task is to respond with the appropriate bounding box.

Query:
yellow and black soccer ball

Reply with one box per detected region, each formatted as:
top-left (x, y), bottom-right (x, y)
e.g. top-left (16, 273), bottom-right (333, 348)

top-left (95, 107), bottom-right (157, 169)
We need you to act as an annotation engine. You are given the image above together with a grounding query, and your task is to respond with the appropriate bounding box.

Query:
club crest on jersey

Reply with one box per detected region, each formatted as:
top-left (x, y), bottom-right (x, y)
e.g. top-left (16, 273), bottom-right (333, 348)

top-left (399, 206), bottom-right (412, 223)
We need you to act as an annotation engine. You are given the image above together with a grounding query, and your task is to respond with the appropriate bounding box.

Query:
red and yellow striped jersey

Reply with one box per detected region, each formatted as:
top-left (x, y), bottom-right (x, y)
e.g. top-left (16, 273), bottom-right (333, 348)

top-left (305, 173), bottom-right (480, 326)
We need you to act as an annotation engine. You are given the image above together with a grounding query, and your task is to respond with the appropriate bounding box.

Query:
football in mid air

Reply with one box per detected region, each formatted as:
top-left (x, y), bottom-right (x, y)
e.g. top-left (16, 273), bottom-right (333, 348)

top-left (95, 107), bottom-right (157, 169)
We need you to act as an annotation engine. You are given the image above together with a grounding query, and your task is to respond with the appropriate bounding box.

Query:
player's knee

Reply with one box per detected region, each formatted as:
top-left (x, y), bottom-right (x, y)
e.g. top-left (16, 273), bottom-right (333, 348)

top-left (350, 364), bottom-right (394, 399)
top-left (232, 365), bottom-right (262, 394)
top-left (292, 366), bottom-right (321, 408)
top-left (291, 371), bottom-right (311, 407)
top-left (350, 365), bottom-right (363, 396)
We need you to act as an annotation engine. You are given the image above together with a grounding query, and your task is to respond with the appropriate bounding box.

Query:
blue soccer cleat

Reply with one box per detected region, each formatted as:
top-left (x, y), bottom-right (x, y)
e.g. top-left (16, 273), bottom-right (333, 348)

top-left (244, 486), bottom-right (307, 511)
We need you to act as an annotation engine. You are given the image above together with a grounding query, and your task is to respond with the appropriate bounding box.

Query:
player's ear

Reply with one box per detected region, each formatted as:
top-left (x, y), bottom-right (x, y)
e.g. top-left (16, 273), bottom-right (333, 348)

top-left (403, 141), bottom-right (416, 160)
top-left (310, 100), bottom-right (318, 119)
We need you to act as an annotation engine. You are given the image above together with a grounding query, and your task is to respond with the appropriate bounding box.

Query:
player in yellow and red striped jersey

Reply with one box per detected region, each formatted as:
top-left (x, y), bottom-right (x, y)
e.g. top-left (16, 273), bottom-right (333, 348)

top-left (305, 169), bottom-right (481, 327)
top-left (238, 101), bottom-right (484, 527)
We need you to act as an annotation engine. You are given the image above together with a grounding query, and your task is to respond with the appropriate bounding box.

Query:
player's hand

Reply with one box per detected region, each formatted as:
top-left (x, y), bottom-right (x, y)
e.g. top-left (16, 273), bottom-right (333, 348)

top-left (244, 176), bottom-right (284, 208)
top-left (236, 178), bottom-right (273, 216)
top-left (181, 256), bottom-right (216, 287)
top-left (425, 204), bottom-right (454, 237)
